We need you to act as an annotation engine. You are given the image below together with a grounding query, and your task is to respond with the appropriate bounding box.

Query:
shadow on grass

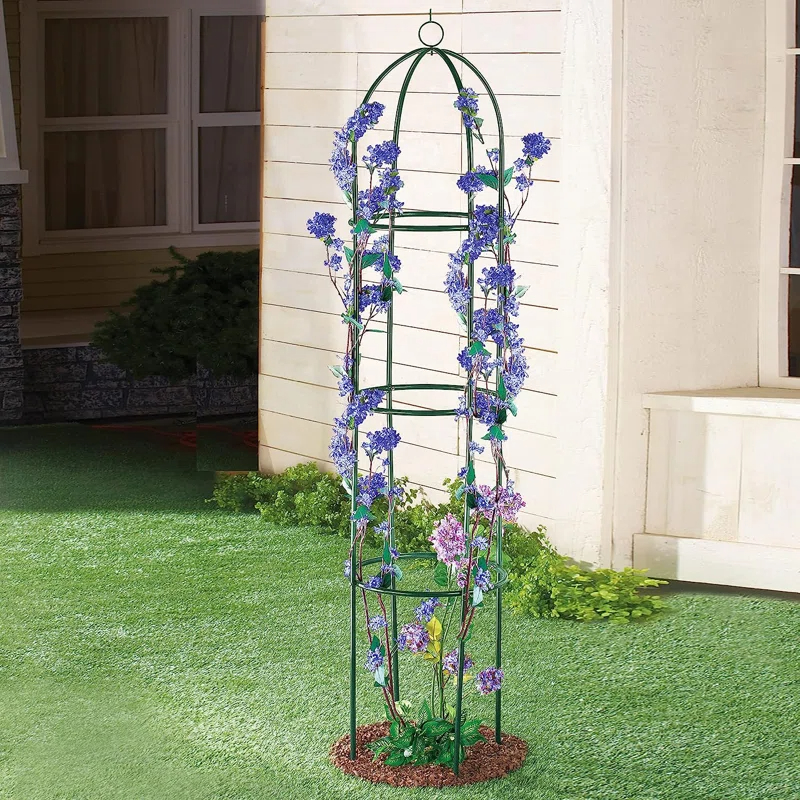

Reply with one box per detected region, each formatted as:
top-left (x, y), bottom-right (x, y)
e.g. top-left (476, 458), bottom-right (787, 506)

top-left (0, 423), bottom-right (215, 513)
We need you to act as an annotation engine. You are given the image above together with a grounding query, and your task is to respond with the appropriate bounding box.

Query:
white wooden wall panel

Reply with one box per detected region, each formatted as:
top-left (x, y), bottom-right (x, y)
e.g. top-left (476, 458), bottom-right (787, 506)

top-left (261, 5), bottom-right (562, 530)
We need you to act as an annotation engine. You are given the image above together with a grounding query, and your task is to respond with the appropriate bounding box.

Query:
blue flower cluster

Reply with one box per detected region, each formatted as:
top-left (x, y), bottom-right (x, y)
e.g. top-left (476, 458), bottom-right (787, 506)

top-left (330, 102), bottom-right (386, 193)
top-left (329, 389), bottom-right (385, 479)
top-left (363, 140), bottom-right (400, 171)
top-left (454, 87), bottom-right (480, 130)
top-left (522, 132), bottom-right (551, 161)
top-left (414, 597), bottom-right (441, 623)
top-left (362, 426), bottom-right (401, 458)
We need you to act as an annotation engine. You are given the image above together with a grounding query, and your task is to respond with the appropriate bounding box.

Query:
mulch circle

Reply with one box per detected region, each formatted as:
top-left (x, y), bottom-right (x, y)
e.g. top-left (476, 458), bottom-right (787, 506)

top-left (330, 722), bottom-right (527, 787)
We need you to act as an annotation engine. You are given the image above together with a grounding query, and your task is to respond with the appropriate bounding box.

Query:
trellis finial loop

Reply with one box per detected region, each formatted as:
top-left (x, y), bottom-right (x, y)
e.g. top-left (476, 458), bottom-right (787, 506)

top-left (418, 10), bottom-right (444, 48)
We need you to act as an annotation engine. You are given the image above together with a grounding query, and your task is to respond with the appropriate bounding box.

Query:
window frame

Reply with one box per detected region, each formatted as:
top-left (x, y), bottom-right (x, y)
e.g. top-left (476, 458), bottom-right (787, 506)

top-left (20, 0), bottom-right (262, 256)
top-left (0, 2), bottom-right (27, 183)
top-left (761, 0), bottom-right (800, 386)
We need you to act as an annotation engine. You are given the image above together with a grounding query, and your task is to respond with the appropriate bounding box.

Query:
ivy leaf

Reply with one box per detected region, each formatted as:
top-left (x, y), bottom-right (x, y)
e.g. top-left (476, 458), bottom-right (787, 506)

top-left (433, 562), bottom-right (449, 587)
top-left (352, 219), bottom-right (375, 235)
top-left (361, 252), bottom-right (382, 269)
top-left (475, 172), bottom-right (499, 191)
top-left (469, 341), bottom-right (490, 357)
top-left (482, 424), bottom-right (506, 442)
top-left (503, 166), bottom-right (514, 186)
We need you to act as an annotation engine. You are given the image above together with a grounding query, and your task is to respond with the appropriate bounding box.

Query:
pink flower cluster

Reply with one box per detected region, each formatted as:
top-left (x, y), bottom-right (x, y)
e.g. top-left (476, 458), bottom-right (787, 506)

top-left (477, 484), bottom-right (526, 524)
top-left (429, 513), bottom-right (466, 566)
top-left (398, 623), bottom-right (429, 654)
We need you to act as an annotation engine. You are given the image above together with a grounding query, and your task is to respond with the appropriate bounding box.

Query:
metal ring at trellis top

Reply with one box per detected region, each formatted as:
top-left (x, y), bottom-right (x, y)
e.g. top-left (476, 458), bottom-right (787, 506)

top-left (306, 8), bottom-right (553, 779)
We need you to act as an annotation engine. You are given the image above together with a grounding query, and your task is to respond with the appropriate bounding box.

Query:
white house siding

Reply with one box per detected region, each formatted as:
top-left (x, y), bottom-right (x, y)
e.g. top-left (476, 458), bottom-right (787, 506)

top-left (611, 0), bottom-right (765, 569)
top-left (259, 1), bottom-right (567, 541)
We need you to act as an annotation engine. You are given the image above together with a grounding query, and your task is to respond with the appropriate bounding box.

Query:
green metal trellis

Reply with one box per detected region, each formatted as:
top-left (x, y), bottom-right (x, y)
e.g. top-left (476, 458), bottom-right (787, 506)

top-left (347, 12), bottom-right (508, 776)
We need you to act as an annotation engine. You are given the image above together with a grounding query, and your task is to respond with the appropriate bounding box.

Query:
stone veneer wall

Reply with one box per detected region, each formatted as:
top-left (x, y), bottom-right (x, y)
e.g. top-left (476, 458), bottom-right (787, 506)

top-left (0, 184), bottom-right (22, 423)
top-left (22, 347), bottom-right (257, 423)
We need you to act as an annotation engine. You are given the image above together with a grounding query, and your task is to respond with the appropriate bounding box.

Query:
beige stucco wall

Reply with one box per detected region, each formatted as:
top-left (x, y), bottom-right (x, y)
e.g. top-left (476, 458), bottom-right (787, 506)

top-left (259, 1), bottom-right (570, 540)
top-left (610, 0), bottom-right (765, 567)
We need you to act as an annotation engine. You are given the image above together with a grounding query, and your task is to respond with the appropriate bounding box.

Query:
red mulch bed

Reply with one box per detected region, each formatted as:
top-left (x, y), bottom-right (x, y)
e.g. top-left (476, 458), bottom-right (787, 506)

top-left (330, 722), bottom-right (527, 787)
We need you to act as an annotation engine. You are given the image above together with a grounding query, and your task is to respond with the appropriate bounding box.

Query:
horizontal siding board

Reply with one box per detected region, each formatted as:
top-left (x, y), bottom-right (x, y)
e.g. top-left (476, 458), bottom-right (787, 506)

top-left (265, 52), bottom-right (358, 90)
top-left (263, 161), bottom-right (559, 224)
top-left (461, 11), bottom-right (561, 53)
top-left (266, 1), bottom-right (464, 16)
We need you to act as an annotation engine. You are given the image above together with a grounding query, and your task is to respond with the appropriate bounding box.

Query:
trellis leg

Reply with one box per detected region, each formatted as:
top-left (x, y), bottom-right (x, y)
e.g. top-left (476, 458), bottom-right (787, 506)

top-left (349, 580), bottom-right (357, 759)
top-left (452, 619), bottom-right (467, 775)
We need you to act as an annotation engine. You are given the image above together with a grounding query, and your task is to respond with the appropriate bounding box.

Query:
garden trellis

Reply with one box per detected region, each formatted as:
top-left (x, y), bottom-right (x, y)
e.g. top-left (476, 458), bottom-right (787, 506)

top-left (307, 12), bottom-right (551, 778)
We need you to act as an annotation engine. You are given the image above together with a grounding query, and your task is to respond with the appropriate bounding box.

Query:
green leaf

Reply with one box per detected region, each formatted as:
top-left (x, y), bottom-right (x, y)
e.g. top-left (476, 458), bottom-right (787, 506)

top-left (371, 635), bottom-right (380, 651)
top-left (469, 341), bottom-right (490, 357)
top-left (498, 375), bottom-right (507, 401)
top-left (476, 172), bottom-right (499, 191)
top-left (393, 278), bottom-right (404, 294)
top-left (422, 719), bottom-right (453, 737)
top-left (418, 700), bottom-right (433, 723)
top-left (382, 541), bottom-right (391, 564)
top-left (474, 117), bottom-right (484, 129)
top-left (477, 556), bottom-right (488, 570)
top-left (466, 462), bottom-right (476, 485)
top-left (481, 424), bottom-right (505, 441)
top-left (353, 504), bottom-right (373, 521)
top-left (514, 285), bottom-right (530, 298)
top-left (503, 166), bottom-right (514, 186)
top-left (507, 398), bottom-right (518, 416)
top-left (328, 364), bottom-right (344, 379)
top-left (384, 704), bottom-right (395, 722)
top-left (380, 286), bottom-right (393, 303)
top-left (361, 252), bottom-right (382, 269)
top-left (344, 246), bottom-right (354, 263)
top-left (352, 219), bottom-right (375, 235)
top-left (389, 719), bottom-right (400, 739)
top-left (433, 562), bottom-right (449, 587)
top-left (384, 752), bottom-right (407, 767)
top-left (496, 408), bottom-right (508, 425)
top-left (341, 314), bottom-right (364, 330)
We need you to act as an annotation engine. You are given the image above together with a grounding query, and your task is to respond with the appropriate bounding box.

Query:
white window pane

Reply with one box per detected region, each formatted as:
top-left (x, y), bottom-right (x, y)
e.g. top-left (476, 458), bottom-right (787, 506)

top-left (44, 17), bottom-right (168, 117)
top-left (44, 129), bottom-right (167, 230)
top-left (198, 126), bottom-right (260, 224)
top-left (199, 16), bottom-right (261, 113)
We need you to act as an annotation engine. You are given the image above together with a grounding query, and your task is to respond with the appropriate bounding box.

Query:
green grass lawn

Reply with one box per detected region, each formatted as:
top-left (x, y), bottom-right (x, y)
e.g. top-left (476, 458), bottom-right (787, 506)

top-left (1, 424), bottom-right (798, 800)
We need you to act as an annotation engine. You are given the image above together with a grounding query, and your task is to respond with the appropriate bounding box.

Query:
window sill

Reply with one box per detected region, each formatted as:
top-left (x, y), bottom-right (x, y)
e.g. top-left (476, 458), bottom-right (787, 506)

top-left (23, 229), bottom-right (259, 257)
top-left (643, 387), bottom-right (800, 421)
top-left (0, 169), bottom-right (28, 185)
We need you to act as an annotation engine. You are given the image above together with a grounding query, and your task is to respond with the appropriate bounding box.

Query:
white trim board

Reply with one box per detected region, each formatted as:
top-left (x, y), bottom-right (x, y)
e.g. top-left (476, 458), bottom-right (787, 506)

top-left (643, 387), bottom-right (800, 421)
top-left (634, 533), bottom-right (800, 594)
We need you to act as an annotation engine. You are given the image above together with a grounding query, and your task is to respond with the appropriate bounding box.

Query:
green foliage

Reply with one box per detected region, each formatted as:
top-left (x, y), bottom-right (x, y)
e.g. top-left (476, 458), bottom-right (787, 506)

top-left (504, 525), bottom-right (667, 623)
top-left (210, 468), bottom-right (667, 622)
top-left (367, 701), bottom-right (483, 767)
top-left (91, 248), bottom-right (259, 381)
top-left (209, 463), bottom-right (351, 534)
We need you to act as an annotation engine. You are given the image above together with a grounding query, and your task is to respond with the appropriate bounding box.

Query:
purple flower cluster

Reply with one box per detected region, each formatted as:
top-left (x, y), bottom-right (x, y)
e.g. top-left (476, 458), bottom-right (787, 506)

top-left (414, 597), bottom-right (441, 623)
top-left (443, 649), bottom-right (474, 675)
top-left (471, 536), bottom-right (489, 551)
top-left (369, 614), bottom-right (387, 631)
top-left (329, 102), bottom-right (386, 192)
top-left (362, 427), bottom-right (401, 458)
top-left (365, 647), bottom-right (384, 673)
top-left (521, 132), bottom-right (551, 162)
top-left (475, 666), bottom-right (504, 696)
top-left (363, 140), bottom-right (400, 171)
top-left (478, 262), bottom-right (515, 294)
top-left (357, 472), bottom-right (387, 509)
top-left (306, 212), bottom-right (337, 241)
top-left (456, 171), bottom-right (485, 195)
top-left (429, 514), bottom-right (466, 566)
top-left (343, 559), bottom-right (351, 578)
top-left (476, 483), bottom-right (526, 524)
top-left (397, 623), bottom-right (429, 654)
top-left (454, 87), bottom-right (480, 130)
top-left (330, 390), bottom-right (385, 479)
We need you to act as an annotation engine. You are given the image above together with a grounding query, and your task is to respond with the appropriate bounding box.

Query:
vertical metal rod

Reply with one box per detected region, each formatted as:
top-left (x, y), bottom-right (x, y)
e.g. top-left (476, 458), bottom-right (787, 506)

top-left (452, 610), bottom-right (466, 774)
top-left (348, 133), bottom-right (362, 763)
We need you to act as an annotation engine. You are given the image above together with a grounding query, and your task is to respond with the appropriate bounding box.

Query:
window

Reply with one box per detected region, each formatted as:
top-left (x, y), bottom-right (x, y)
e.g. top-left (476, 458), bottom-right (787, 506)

top-left (21, 1), bottom-right (263, 254)
top-left (0, 1), bottom-right (26, 183)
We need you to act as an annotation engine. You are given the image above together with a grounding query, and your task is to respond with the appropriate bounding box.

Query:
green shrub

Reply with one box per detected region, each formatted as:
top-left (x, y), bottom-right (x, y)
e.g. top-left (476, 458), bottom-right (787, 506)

top-left (210, 467), bottom-right (667, 622)
top-left (91, 248), bottom-right (258, 381)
